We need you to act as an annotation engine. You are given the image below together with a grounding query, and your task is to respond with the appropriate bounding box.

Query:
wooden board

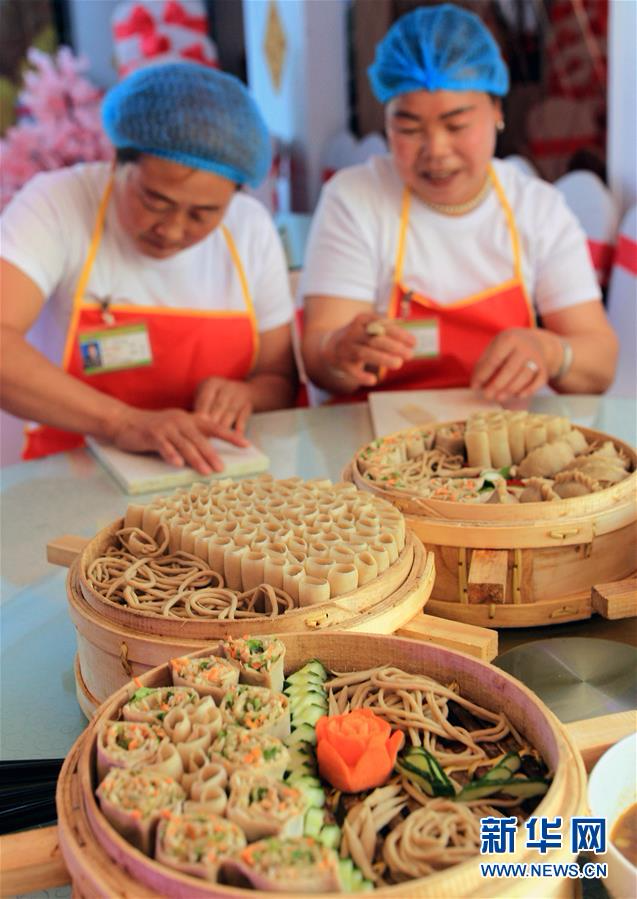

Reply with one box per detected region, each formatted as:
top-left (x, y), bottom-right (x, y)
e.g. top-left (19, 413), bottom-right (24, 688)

top-left (566, 709), bottom-right (637, 771)
top-left (47, 535), bottom-right (90, 568)
top-left (397, 613), bottom-right (498, 662)
top-left (0, 825), bottom-right (68, 897)
top-left (368, 389), bottom-right (500, 438)
top-left (86, 436), bottom-right (269, 494)
top-left (467, 549), bottom-right (508, 604)
top-left (591, 576), bottom-right (637, 619)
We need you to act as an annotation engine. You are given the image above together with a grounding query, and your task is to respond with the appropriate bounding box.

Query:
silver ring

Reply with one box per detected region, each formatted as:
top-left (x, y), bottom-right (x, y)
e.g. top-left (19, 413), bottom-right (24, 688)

top-left (525, 359), bottom-right (539, 373)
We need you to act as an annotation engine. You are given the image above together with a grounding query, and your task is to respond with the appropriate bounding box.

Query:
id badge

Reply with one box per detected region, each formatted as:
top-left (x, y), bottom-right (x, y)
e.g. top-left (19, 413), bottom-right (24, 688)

top-left (78, 323), bottom-right (153, 374)
top-left (400, 319), bottom-right (440, 359)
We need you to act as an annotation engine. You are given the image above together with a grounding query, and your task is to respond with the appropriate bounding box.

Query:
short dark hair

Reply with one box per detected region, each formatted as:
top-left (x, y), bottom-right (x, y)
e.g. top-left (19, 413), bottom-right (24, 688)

top-left (115, 147), bottom-right (143, 165)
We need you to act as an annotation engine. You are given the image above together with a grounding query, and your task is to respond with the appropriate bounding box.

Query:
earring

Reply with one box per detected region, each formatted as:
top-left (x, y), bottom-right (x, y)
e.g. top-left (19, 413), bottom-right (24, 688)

top-left (496, 120), bottom-right (505, 132)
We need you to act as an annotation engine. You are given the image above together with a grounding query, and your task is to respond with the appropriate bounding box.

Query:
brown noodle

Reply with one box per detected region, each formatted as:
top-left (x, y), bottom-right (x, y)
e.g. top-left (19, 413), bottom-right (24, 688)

top-left (324, 665), bottom-right (540, 885)
top-left (86, 524), bottom-right (296, 620)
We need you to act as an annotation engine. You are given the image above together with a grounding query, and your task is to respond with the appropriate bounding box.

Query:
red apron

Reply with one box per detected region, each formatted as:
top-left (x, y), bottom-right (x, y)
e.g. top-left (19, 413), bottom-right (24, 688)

top-left (346, 166), bottom-right (535, 401)
top-left (23, 171), bottom-right (258, 459)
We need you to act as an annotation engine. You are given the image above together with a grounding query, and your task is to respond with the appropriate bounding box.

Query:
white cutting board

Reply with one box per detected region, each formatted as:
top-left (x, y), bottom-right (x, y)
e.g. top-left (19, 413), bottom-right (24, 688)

top-left (367, 389), bottom-right (502, 437)
top-left (86, 437), bottom-right (269, 494)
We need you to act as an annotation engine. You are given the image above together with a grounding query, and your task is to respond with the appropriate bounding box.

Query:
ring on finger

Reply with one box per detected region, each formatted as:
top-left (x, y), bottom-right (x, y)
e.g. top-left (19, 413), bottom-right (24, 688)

top-left (525, 359), bottom-right (540, 373)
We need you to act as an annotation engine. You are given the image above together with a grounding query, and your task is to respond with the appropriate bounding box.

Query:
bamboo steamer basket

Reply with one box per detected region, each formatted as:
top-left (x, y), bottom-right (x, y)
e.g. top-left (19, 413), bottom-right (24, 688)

top-left (67, 520), bottom-right (434, 709)
top-left (57, 631), bottom-right (586, 899)
top-left (346, 423), bottom-right (637, 628)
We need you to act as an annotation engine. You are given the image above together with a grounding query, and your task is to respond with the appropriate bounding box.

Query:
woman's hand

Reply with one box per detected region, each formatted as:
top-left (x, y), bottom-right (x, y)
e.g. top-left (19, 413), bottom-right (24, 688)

top-left (322, 313), bottom-right (415, 387)
top-left (107, 407), bottom-right (249, 475)
top-left (471, 327), bottom-right (562, 402)
top-left (193, 377), bottom-right (253, 432)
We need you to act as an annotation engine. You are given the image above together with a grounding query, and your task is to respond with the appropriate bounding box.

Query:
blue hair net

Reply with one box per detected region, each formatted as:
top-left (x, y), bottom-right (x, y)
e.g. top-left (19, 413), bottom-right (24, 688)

top-left (368, 4), bottom-right (509, 102)
top-left (102, 63), bottom-right (271, 187)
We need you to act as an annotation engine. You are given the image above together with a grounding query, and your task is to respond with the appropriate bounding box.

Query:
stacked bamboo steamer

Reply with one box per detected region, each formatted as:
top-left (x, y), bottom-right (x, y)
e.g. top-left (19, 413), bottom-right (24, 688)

top-left (57, 631), bottom-right (587, 898)
top-left (67, 475), bottom-right (434, 711)
top-left (346, 413), bottom-right (637, 628)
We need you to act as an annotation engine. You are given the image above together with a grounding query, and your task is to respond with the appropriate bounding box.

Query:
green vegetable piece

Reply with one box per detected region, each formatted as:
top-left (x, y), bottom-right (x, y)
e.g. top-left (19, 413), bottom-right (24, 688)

top-left (130, 686), bottom-right (155, 702)
top-left (318, 824), bottom-right (341, 850)
top-left (396, 747), bottom-right (455, 798)
top-left (303, 806), bottom-right (325, 838)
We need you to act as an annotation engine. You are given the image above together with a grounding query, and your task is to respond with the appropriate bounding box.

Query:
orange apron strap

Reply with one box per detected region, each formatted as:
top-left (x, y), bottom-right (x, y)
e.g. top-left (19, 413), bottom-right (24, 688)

top-left (220, 224), bottom-right (259, 369)
top-left (388, 188), bottom-right (411, 320)
top-left (389, 169), bottom-right (535, 328)
top-left (489, 165), bottom-right (536, 326)
top-left (61, 165), bottom-right (116, 371)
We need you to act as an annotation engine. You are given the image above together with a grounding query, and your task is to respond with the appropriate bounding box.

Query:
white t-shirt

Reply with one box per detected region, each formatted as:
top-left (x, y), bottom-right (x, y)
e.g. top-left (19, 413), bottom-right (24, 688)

top-left (1, 162), bottom-right (293, 368)
top-left (302, 156), bottom-right (601, 315)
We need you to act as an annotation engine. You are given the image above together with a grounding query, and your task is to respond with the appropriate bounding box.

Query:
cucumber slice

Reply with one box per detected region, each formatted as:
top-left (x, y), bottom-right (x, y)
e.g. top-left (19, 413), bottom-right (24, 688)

top-left (337, 858), bottom-right (371, 893)
top-left (286, 660), bottom-right (327, 685)
top-left (294, 705), bottom-right (327, 728)
top-left (296, 783), bottom-right (325, 808)
top-left (304, 806), bottom-right (325, 837)
top-left (350, 868), bottom-right (365, 891)
top-left (481, 753), bottom-right (521, 781)
top-left (286, 745), bottom-right (316, 771)
top-left (318, 824), bottom-right (341, 850)
top-left (457, 754), bottom-right (547, 802)
top-left (285, 723), bottom-right (317, 746)
top-left (285, 761), bottom-right (317, 782)
top-left (286, 773), bottom-right (322, 789)
top-left (338, 858), bottom-right (354, 891)
top-left (288, 702), bottom-right (327, 723)
top-left (301, 659), bottom-right (328, 680)
top-left (458, 777), bottom-right (549, 803)
top-left (285, 681), bottom-right (327, 697)
top-left (396, 747), bottom-right (455, 798)
top-left (288, 691), bottom-right (328, 710)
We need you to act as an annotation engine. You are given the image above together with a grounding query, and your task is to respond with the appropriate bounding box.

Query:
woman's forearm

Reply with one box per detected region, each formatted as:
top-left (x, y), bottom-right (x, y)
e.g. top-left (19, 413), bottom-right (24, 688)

top-left (548, 329), bottom-right (618, 394)
top-left (0, 326), bottom-right (128, 437)
top-left (247, 371), bottom-right (297, 411)
top-left (302, 330), bottom-right (363, 394)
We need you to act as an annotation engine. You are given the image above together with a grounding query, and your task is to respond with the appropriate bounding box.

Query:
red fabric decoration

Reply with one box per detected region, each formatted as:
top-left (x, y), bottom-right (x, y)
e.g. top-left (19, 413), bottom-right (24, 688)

top-left (615, 236), bottom-right (637, 277)
top-left (180, 42), bottom-right (215, 65)
top-left (163, 0), bottom-right (208, 34)
top-left (140, 31), bottom-right (171, 58)
top-left (114, 3), bottom-right (155, 39)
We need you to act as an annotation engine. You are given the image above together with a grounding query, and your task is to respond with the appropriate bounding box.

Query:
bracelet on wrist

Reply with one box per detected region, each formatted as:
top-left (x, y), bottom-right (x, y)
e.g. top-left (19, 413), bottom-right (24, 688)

top-left (552, 337), bottom-right (574, 382)
top-left (319, 330), bottom-right (347, 380)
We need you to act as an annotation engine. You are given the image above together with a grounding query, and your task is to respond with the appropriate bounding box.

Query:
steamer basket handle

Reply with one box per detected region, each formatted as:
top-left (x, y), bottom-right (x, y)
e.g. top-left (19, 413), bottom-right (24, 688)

top-left (46, 535), bottom-right (89, 568)
top-left (591, 576), bottom-right (637, 620)
top-left (0, 825), bottom-right (69, 895)
top-left (566, 709), bottom-right (637, 771)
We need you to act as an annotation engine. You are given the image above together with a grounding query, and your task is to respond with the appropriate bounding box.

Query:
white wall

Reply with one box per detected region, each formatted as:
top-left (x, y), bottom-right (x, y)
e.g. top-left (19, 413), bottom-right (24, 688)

top-left (608, 0), bottom-right (637, 217)
top-left (243, 0), bottom-right (348, 210)
top-left (67, 0), bottom-right (119, 88)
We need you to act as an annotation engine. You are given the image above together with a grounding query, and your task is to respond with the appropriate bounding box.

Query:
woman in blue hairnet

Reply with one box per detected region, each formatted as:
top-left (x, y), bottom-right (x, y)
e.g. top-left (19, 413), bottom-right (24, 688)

top-left (1, 64), bottom-right (295, 472)
top-left (301, 4), bottom-right (617, 401)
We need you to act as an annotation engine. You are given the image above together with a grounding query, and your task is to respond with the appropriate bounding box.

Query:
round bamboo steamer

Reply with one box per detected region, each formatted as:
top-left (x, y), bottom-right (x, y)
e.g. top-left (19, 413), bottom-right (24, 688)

top-left (346, 424), bottom-right (637, 628)
top-left (67, 527), bottom-right (434, 709)
top-left (57, 632), bottom-right (586, 899)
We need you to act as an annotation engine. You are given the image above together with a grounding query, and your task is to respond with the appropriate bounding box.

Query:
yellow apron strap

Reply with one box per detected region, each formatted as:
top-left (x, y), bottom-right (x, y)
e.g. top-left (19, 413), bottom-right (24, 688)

top-left (220, 224), bottom-right (260, 368)
top-left (394, 187), bottom-right (411, 286)
top-left (61, 167), bottom-right (115, 370)
top-left (391, 170), bottom-right (535, 328)
top-left (489, 165), bottom-right (536, 325)
top-left (388, 188), bottom-right (412, 320)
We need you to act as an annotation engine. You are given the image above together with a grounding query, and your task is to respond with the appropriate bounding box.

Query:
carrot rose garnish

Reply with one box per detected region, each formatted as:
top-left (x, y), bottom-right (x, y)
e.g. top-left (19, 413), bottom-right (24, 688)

top-left (315, 708), bottom-right (404, 793)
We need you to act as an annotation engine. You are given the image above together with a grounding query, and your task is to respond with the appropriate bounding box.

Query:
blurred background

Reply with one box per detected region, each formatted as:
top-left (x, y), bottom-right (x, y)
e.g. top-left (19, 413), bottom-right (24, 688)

top-left (1, 0), bottom-right (635, 214)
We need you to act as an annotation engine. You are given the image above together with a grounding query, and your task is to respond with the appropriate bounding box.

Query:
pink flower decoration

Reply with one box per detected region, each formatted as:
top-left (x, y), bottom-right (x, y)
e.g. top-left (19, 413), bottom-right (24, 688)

top-left (0, 46), bottom-right (113, 210)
